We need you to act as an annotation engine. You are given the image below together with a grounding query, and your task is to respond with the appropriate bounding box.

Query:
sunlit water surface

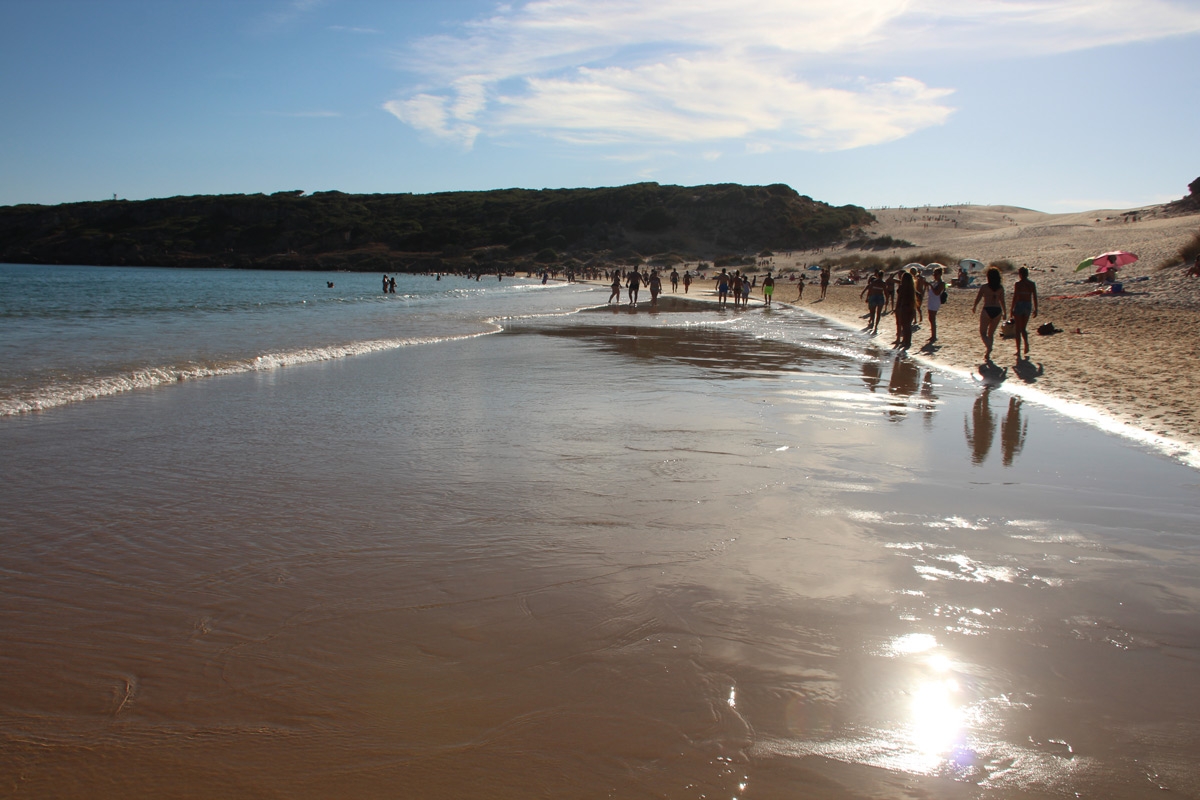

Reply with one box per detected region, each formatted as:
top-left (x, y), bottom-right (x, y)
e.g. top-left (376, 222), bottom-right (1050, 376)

top-left (2, 268), bottom-right (1199, 798)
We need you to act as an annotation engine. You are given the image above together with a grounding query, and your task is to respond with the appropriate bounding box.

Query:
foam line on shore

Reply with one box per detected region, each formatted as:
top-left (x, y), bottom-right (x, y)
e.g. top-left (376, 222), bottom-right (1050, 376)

top-left (0, 329), bottom-right (500, 416)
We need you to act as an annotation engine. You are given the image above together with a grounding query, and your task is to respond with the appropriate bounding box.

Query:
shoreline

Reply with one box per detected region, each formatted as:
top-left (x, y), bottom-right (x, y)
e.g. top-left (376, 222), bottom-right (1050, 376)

top-left (587, 277), bottom-right (1200, 466)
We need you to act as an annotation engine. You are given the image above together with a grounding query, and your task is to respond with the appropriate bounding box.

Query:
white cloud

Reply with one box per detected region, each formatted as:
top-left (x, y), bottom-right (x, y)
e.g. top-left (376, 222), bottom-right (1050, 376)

top-left (381, 0), bottom-right (1200, 151)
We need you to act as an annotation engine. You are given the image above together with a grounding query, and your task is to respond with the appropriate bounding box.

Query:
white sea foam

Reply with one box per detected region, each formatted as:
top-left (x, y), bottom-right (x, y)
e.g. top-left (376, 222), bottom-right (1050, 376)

top-left (0, 331), bottom-right (497, 416)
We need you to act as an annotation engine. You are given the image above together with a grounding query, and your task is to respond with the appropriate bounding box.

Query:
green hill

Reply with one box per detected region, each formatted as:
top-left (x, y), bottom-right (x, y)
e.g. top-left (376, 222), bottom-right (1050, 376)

top-left (0, 183), bottom-right (873, 271)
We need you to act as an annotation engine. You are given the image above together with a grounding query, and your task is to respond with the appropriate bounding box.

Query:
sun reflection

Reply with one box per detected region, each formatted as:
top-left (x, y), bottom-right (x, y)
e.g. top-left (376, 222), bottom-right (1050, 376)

top-left (910, 677), bottom-right (964, 756)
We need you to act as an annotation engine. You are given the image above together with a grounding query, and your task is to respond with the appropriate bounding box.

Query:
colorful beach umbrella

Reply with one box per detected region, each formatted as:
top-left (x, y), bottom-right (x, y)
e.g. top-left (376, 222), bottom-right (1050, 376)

top-left (1076, 250), bottom-right (1138, 272)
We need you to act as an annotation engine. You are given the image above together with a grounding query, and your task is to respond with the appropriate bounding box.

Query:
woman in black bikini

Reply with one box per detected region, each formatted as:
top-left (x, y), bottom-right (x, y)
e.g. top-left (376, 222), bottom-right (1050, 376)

top-left (972, 267), bottom-right (1006, 361)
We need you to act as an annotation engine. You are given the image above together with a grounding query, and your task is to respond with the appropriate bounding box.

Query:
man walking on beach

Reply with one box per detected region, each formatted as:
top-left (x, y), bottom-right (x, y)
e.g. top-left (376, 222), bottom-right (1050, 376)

top-left (762, 273), bottom-right (775, 307)
top-left (626, 268), bottom-right (642, 305)
top-left (819, 266), bottom-right (830, 299)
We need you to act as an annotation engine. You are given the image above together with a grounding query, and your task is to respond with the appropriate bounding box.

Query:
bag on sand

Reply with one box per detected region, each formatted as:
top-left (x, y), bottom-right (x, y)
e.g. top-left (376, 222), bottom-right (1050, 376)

top-left (1000, 319), bottom-right (1016, 339)
top-left (1037, 322), bottom-right (1062, 336)
top-left (941, 290), bottom-right (948, 304)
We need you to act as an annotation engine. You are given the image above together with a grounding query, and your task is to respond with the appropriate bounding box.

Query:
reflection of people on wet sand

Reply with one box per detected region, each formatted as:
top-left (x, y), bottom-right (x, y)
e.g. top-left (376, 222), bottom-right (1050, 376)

top-left (1001, 396), bottom-right (1027, 467)
top-left (972, 268), bottom-right (1007, 361)
top-left (965, 388), bottom-right (997, 465)
top-left (861, 360), bottom-right (882, 392)
top-left (1010, 267), bottom-right (1039, 358)
top-left (920, 370), bottom-right (937, 427)
top-left (886, 356), bottom-right (920, 419)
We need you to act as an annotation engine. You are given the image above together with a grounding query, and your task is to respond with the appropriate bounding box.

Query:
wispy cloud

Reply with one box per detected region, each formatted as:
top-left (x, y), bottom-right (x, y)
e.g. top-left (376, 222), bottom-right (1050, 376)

top-left (328, 25), bottom-right (382, 35)
top-left (254, 0), bottom-right (329, 33)
top-left (381, 0), bottom-right (1200, 152)
top-left (264, 110), bottom-right (343, 118)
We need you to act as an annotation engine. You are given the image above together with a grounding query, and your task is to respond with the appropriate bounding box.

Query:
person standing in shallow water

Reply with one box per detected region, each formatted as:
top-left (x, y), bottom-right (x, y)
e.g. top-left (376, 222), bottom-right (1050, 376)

top-left (626, 268), bottom-right (642, 305)
top-left (762, 273), bottom-right (775, 306)
top-left (1010, 267), bottom-right (1039, 357)
top-left (973, 267), bottom-right (1007, 361)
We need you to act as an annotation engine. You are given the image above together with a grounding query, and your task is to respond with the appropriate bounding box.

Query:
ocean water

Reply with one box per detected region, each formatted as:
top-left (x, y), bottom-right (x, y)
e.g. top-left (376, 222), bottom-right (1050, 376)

top-left (2, 264), bottom-right (1200, 798)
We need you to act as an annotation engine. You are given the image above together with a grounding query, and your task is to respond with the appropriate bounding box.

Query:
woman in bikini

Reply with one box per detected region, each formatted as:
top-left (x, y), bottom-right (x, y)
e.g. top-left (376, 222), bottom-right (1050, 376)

top-left (1010, 267), bottom-right (1039, 357)
top-left (972, 267), bottom-right (1007, 361)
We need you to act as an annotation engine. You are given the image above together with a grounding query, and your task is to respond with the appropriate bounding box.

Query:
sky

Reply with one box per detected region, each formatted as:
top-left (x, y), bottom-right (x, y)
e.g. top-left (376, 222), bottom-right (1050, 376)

top-left (2, 0), bottom-right (1198, 213)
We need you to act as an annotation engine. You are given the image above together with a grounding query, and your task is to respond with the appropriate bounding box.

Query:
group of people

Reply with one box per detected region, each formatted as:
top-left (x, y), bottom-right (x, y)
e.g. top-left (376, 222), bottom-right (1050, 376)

top-left (973, 266), bottom-right (1039, 360)
top-left (856, 264), bottom-right (1039, 360)
top-left (858, 266), bottom-right (943, 349)
top-left (608, 267), bottom-right (693, 306)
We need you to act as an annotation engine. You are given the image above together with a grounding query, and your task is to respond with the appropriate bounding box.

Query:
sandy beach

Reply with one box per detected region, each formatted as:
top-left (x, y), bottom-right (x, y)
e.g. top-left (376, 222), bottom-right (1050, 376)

top-left (672, 204), bottom-right (1200, 457)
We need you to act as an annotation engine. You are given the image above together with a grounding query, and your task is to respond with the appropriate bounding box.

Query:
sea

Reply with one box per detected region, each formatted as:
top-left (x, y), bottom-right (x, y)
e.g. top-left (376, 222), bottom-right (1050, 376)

top-left (2, 263), bottom-right (1200, 799)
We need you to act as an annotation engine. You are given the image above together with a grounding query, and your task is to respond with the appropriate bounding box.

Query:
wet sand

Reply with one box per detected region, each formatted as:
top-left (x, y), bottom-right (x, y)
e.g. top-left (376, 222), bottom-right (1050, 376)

top-left (4, 299), bottom-right (1200, 798)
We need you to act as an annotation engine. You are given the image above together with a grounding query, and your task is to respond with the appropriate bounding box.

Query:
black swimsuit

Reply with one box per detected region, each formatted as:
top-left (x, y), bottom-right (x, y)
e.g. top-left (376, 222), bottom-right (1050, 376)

top-left (984, 306), bottom-right (1002, 319)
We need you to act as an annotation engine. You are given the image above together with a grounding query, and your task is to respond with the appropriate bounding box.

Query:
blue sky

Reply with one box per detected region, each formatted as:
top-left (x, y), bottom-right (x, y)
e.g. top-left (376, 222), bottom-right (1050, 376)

top-left (2, 0), bottom-right (1198, 212)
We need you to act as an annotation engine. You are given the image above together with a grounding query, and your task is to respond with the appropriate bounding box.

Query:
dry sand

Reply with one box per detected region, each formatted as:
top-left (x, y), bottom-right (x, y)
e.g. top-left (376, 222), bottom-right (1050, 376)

top-left (657, 203), bottom-right (1200, 456)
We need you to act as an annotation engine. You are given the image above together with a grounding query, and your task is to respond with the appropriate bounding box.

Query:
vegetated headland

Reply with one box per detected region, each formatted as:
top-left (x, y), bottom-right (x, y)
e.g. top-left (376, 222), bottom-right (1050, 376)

top-left (0, 183), bottom-right (873, 273)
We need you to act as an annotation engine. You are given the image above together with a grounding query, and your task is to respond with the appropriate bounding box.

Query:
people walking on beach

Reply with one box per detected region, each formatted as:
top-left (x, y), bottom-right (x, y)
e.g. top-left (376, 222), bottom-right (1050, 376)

top-left (1010, 267), bottom-right (1039, 357)
top-left (608, 272), bottom-right (621, 304)
top-left (716, 270), bottom-right (730, 307)
top-left (648, 271), bottom-right (662, 306)
top-left (973, 267), bottom-right (1007, 361)
top-left (683, 271), bottom-right (692, 293)
top-left (670, 269), bottom-right (680, 292)
top-left (795, 276), bottom-right (805, 302)
top-left (762, 273), bottom-right (775, 306)
top-left (861, 270), bottom-right (886, 334)
top-left (626, 269), bottom-right (642, 305)
top-left (741, 274), bottom-right (752, 307)
top-left (819, 266), bottom-right (830, 299)
top-left (925, 266), bottom-right (946, 344)
top-left (730, 273), bottom-right (743, 308)
top-left (894, 272), bottom-right (916, 349)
